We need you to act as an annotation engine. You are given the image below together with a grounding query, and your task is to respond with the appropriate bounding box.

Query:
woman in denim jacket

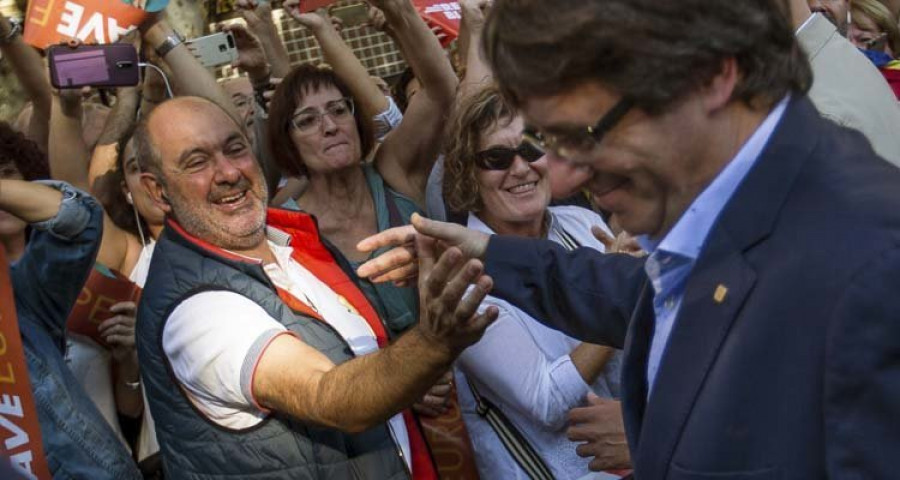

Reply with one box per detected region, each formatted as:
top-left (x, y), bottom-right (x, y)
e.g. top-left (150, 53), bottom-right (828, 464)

top-left (0, 174), bottom-right (141, 479)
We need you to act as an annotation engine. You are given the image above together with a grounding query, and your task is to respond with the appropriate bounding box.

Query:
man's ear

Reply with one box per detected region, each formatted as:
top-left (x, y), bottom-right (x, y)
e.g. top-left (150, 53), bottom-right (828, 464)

top-left (702, 57), bottom-right (740, 114)
top-left (139, 172), bottom-right (172, 214)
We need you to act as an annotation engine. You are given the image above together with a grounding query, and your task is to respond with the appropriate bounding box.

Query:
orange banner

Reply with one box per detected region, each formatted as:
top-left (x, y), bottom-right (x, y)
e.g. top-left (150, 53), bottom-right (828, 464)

top-left (0, 246), bottom-right (51, 479)
top-left (23, 0), bottom-right (150, 49)
top-left (413, 0), bottom-right (460, 47)
top-left (67, 265), bottom-right (141, 348)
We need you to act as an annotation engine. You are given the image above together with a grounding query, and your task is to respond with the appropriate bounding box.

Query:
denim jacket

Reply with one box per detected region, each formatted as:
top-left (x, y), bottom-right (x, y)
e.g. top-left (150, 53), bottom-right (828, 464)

top-left (11, 181), bottom-right (141, 479)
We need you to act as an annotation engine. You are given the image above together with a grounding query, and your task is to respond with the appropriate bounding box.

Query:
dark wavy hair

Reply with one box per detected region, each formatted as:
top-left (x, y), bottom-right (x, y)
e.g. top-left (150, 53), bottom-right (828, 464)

top-left (443, 86), bottom-right (515, 214)
top-left (483, 0), bottom-right (811, 114)
top-left (267, 64), bottom-right (375, 178)
top-left (92, 125), bottom-right (144, 238)
top-left (0, 122), bottom-right (50, 181)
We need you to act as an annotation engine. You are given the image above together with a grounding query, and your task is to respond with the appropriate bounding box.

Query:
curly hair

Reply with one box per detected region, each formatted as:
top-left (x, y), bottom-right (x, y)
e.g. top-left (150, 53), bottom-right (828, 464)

top-left (442, 85), bottom-right (515, 214)
top-left (0, 122), bottom-right (50, 181)
top-left (267, 64), bottom-right (375, 178)
top-left (483, 0), bottom-right (811, 114)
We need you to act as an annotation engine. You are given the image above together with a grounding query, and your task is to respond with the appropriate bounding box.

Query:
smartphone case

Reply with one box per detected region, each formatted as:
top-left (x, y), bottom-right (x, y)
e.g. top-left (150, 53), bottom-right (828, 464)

top-left (48, 44), bottom-right (141, 89)
top-left (186, 32), bottom-right (239, 68)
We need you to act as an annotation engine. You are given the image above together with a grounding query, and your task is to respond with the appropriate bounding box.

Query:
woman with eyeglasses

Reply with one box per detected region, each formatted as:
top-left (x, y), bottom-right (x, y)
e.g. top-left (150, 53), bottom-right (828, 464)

top-left (267, 0), bottom-right (457, 339)
top-left (849, 0), bottom-right (900, 98)
top-left (443, 86), bottom-right (627, 480)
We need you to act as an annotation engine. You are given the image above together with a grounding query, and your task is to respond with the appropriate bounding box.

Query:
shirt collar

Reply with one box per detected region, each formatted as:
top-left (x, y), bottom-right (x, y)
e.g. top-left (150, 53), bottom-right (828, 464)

top-left (637, 95), bottom-right (790, 260)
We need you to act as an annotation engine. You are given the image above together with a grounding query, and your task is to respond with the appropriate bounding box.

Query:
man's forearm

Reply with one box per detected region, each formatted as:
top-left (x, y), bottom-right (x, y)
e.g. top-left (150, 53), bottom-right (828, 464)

top-left (259, 326), bottom-right (455, 433)
top-left (0, 180), bottom-right (64, 223)
top-left (49, 97), bottom-right (91, 191)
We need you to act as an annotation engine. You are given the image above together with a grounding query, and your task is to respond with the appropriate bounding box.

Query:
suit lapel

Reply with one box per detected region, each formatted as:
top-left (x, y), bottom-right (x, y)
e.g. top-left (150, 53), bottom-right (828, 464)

top-left (632, 232), bottom-right (757, 479)
top-left (621, 281), bottom-right (654, 450)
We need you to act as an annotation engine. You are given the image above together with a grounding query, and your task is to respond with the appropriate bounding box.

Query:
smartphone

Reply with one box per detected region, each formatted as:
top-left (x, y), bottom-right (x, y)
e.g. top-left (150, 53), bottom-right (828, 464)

top-left (186, 32), bottom-right (238, 68)
top-left (330, 3), bottom-right (370, 27)
top-left (48, 44), bottom-right (140, 89)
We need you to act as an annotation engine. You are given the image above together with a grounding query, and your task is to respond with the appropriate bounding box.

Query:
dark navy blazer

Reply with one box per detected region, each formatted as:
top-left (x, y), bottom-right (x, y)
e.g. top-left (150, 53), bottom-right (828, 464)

top-left (484, 96), bottom-right (900, 479)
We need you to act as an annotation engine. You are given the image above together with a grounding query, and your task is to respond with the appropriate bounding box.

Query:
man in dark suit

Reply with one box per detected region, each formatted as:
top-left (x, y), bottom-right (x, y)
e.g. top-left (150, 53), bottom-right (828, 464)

top-left (356, 0), bottom-right (900, 478)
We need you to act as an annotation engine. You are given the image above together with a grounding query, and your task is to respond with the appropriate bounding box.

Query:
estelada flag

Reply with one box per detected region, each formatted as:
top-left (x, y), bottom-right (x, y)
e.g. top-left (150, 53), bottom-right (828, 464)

top-left (413, 0), bottom-right (460, 47)
top-left (0, 245), bottom-right (52, 479)
top-left (23, 0), bottom-right (151, 49)
top-left (66, 264), bottom-right (141, 348)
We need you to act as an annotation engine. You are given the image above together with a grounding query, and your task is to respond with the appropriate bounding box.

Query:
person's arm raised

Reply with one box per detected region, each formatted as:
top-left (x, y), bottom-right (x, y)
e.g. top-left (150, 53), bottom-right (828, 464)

top-left (236, 0), bottom-right (292, 78)
top-left (0, 179), bottom-right (63, 223)
top-left (368, 0), bottom-right (459, 205)
top-left (255, 237), bottom-right (497, 432)
top-left (283, 4), bottom-right (389, 120)
top-left (457, 0), bottom-right (493, 98)
top-left (141, 14), bottom-right (239, 121)
top-left (0, 14), bottom-right (52, 151)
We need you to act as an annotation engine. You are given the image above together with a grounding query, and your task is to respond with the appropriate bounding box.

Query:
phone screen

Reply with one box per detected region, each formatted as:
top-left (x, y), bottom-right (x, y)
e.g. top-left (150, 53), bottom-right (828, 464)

top-left (53, 50), bottom-right (111, 87)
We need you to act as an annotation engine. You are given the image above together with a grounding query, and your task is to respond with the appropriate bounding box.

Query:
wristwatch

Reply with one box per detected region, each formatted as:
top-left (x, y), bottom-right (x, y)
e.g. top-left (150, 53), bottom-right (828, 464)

top-left (0, 17), bottom-right (23, 46)
top-left (154, 30), bottom-right (185, 58)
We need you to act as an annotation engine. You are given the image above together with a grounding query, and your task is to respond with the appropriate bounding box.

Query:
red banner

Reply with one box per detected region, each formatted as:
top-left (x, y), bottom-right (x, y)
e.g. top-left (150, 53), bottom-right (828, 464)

top-left (67, 265), bottom-right (141, 348)
top-left (413, 0), bottom-right (460, 47)
top-left (0, 245), bottom-right (52, 479)
top-left (23, 0), bottom-right (150, 49)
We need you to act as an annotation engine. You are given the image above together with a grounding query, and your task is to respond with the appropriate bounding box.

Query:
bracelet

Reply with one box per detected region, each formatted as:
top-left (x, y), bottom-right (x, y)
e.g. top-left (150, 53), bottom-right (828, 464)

top-left (0, 18), bottom-right (22, 46)
top-left (124, 379), bottom-right (141, 390)
top-left (154, 30), bottom-right (185, 58)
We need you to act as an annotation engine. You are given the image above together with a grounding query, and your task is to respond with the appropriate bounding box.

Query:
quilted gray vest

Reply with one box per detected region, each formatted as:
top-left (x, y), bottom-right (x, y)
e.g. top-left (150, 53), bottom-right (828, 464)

top-left (136, 216), bottom-right (410, 480)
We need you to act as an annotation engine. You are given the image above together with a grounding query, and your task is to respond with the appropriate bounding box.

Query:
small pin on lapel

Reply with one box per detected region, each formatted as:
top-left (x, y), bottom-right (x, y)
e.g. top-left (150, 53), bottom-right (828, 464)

top-left (714, 285), bottom-right (728, 304)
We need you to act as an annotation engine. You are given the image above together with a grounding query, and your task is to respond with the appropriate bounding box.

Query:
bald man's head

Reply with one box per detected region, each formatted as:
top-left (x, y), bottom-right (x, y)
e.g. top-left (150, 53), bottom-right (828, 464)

top-left (134, 97), bottom-right (245, 181)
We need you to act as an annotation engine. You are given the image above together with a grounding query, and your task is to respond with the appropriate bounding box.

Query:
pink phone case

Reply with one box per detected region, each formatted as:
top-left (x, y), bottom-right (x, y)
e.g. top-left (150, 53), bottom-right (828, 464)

top-left (48, 44), bottom-right (140, 89)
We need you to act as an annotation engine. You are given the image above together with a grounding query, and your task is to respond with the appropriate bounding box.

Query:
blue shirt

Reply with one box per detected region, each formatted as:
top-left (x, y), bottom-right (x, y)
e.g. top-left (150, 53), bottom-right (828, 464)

top-left (636, 97), bottom-right (789, 395)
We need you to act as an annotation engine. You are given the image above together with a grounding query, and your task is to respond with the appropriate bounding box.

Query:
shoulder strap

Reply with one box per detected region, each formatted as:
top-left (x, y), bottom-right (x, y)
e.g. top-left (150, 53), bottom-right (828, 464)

top-left (383, 186), bottom-right (405, 229)
top-left (465, 378), bottom-right (555, 480)
top-left (551, 213), bottom-right (582, 251)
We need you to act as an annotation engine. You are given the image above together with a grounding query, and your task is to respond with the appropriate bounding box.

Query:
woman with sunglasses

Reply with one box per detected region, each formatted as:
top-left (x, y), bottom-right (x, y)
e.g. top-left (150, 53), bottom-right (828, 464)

top-left (268, 0), bottom-right (457, 339)
top-left (443, 86), bottom-right (627, 480)
top-left (849, 0), bottom-right (900, 98)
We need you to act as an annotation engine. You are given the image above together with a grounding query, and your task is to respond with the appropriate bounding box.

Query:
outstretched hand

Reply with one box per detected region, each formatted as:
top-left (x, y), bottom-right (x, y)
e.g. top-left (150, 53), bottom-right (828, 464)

top-left (356, 213), bottom-right (491, 285)
top-left (414, 231), bottom-right (497, 356)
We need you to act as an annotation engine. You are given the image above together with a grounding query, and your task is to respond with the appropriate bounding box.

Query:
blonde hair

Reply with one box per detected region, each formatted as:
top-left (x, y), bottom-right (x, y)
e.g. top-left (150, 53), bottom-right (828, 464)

top-left (442, 86), bottom-right (515, 213)
top-left (851, 0), bottom-right (900, 55)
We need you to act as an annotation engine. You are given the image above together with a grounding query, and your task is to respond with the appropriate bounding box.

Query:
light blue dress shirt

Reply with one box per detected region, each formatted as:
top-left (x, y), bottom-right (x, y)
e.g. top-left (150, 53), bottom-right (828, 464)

top-left (636, 97), bottom-right (790, 396)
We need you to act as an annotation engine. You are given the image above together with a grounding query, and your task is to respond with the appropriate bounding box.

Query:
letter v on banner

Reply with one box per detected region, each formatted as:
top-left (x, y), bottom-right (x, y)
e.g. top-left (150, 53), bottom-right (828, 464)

top-left (23, 0), bottom-right (150, 49)
top-left (0, 245), bottom-right (51, 480)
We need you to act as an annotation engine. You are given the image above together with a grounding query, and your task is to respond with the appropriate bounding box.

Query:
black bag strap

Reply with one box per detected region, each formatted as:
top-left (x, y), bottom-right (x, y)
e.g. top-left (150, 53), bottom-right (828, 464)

top-left (466, 377), bottom-right (555, 480)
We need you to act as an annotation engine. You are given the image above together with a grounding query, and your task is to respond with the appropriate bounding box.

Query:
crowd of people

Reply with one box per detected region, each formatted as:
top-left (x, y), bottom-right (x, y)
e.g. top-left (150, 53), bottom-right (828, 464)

top-left (1, 0), bottom-right (898, 479)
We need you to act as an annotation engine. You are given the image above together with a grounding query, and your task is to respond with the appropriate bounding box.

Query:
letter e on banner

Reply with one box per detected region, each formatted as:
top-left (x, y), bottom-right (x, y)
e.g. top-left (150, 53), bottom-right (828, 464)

top-left (0, 245), bottom-right (51, 479)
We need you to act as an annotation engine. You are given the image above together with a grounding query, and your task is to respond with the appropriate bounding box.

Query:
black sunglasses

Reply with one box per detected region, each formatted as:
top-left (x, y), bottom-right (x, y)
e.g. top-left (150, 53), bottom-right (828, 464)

top-left (473, 141), bottom-right (545, 170)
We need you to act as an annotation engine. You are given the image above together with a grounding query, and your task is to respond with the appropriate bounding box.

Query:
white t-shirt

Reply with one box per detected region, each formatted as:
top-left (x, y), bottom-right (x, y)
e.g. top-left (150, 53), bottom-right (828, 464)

top-left (162, 242), bottom-right (411, 466)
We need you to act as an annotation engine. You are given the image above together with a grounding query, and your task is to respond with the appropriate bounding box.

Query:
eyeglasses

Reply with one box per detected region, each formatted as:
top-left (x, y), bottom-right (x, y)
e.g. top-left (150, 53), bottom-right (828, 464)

top-left (523, 97), bottom-right (634, 160)
top-left (474, 141), bottom-right (545, 170)
top-left (860, 32), bottom-right (888, 50)
top-left (290, 97), bottom-right (355, 133)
